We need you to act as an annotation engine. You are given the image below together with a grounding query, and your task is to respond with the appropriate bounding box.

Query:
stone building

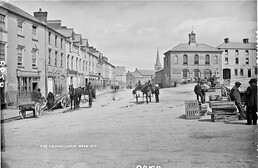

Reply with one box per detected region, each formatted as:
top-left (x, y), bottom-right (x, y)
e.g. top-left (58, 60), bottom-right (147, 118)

top-left (217, 38), bottom-right (257, 82)
top-left (0, 3), bottom-right (48, 104)
top-left (114, 66), bottom-right (126, 89)
top-left (163, 31), bottom-right (223, 87)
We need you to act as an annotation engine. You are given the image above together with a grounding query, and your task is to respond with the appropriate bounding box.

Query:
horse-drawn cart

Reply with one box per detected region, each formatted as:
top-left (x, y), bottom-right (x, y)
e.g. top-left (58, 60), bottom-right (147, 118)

top-left (17, 92), bottom-right (47, 119)
top-left (132, 81), bottom-right (154, 103)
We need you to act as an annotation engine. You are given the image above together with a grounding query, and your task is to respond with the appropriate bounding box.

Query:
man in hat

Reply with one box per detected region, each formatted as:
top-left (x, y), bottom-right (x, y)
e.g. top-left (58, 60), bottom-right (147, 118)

top-left (244, 79), bottom-right (257, 125)
top-left (194, 81), bottom-right (204, 103)
top-left (230, 81), bottom-right (245, 120)
top-left (154, 84), bottom-right (160, 103)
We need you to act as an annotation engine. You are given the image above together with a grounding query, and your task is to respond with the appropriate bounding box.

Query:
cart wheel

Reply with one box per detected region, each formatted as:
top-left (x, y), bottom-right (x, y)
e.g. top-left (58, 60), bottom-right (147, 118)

top-left (61, 97), bottom-right (67, 108)
top-left (34, 103), bottom-right (42, 118)
top-left (19, 110), bottom-right (26, 119)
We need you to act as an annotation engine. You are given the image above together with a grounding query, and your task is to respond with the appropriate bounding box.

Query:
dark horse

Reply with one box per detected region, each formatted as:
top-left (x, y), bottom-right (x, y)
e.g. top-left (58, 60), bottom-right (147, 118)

top-left (132, 81), bottom-right (153, 104)
top-left (68, 85), bottom-right (82, 110)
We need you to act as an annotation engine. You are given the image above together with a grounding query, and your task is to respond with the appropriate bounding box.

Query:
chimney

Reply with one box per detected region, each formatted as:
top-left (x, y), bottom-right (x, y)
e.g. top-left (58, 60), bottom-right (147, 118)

top-left (243, 38), bottom-right (249, 44)
top-left (224, 38), bottom-right (229, 43)
top-left (47, 20), bottom-right (62, 29)
top-left (34, 8), bottom-right (48, 23)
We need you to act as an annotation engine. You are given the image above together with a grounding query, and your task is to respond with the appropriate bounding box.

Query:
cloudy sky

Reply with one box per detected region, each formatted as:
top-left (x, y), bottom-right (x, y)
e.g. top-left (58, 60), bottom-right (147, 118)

top-left (7, 0), bottom-right (257, 72)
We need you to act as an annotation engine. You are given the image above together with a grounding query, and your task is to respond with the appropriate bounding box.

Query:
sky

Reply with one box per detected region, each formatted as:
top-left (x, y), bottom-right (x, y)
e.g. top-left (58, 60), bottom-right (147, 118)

top-left (4, 0), bottom-right (257, 72)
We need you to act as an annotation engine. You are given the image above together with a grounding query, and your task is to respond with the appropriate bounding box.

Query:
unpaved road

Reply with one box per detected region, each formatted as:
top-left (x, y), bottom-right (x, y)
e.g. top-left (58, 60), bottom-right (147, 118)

top-left (1, 84), bottom-right (258, 168)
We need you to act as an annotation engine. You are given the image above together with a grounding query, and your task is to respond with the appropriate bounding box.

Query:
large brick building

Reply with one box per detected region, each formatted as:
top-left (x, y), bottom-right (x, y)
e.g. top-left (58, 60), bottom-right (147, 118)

top-left (163, 31), bottom-right (223, 87)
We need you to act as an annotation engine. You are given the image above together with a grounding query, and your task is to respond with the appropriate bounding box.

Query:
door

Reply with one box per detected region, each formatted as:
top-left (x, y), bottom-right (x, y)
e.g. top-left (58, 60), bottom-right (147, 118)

top-left (223, 69), bottom-right (231, 79)
top-left (47, 77), bottom-right (53, 93)
top-left (248, 69), bottom-right (251, 77)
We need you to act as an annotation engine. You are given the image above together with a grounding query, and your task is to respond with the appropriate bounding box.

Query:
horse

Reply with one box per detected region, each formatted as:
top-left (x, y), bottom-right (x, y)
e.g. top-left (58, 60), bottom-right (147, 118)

top-left (68, 85), bottom-right (82, 110)
top-left (132, 81), bottom-right (153, 104)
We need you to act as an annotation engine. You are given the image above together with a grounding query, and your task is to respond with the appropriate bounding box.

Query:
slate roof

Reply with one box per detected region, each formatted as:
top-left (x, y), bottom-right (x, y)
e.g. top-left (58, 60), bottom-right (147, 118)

top-left (1, 2), bottom-right (45, 25)
top-left (127, 72), bottom-right (143, 78)
top-left (217, 42), bottom-right (256, 50)
top-left (136, 69), bottom-right (155, 76)
top-left (82, 39), bottom-right (89, 47)
top-left (114, 66), bottom-right (126, 76)
top-left (166, 43), bottom-right (221, 53)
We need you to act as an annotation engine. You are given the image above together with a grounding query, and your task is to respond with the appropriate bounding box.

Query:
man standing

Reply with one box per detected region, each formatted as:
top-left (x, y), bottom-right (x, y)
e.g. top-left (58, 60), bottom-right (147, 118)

top-left (244, 79), bottom-right (257, 125)
top-left (230, 81), bottom-right (245, 120)
top-left (194, 81), bottom-right (204, 103)
top-left (154, 84), bottom-right (160, 103)
top-left (87, 82), bottom-right (93, 107)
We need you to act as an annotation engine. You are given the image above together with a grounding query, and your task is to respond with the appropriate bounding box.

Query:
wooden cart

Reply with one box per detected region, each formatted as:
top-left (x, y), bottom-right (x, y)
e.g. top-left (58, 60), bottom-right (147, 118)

top-left (17, 92), bottom-right (46, 119)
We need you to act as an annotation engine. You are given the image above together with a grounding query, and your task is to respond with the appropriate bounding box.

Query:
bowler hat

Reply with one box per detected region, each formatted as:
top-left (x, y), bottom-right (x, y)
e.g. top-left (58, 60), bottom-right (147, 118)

top-left (235, 81), bottom-right (241, 85)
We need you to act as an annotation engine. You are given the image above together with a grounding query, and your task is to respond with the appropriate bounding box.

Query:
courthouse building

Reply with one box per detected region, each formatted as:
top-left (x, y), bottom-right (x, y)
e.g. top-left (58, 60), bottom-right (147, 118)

top-left (163, 31), bottom-right (223, 87)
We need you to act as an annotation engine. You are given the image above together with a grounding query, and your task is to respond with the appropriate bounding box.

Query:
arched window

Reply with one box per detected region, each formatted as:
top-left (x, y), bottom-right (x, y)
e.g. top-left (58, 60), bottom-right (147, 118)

top-left (205, 54), bottom-right (210, 65)
top-left (194, 54), bottom-right (199, 65)
top-left (214, 55), bottom-right (218, 64)
top-left (183, 54), bottom-right (188, 65)
top-left (174, 55), bottom-right (178, 64)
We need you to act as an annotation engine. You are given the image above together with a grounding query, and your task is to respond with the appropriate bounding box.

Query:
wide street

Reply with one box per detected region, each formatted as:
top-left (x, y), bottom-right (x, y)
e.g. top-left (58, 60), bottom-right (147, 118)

top-left (1, 83), bottom-right (258, 168)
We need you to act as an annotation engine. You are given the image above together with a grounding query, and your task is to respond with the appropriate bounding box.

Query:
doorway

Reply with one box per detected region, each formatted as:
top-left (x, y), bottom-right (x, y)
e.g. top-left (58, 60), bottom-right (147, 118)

top-left (248, 69), bottom-right (251, 77)
top-left (223, 69), bottom-right (231, 79)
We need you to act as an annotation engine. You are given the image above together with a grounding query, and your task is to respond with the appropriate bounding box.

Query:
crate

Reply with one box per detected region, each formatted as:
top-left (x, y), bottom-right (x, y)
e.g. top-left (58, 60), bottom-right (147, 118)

top-left (211, 114), bottom-right (238, 122)
top-left (184, 100), bottom-right (201, 119)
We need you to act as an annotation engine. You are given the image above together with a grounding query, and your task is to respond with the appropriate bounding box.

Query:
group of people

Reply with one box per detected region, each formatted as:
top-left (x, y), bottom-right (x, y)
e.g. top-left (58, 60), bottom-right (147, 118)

top-left (194, 78), bottom-right (257, 124)
top-left (230, 79), bottom-right (257, 124)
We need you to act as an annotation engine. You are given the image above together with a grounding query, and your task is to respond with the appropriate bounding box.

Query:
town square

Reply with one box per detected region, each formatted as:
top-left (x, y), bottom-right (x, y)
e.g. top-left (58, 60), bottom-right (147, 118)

top-left (0, 0), bottom-right (257, 168)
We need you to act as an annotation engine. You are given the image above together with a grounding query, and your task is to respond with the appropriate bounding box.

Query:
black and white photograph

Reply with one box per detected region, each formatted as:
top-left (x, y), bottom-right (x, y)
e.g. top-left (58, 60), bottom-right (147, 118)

top-left (0, 0), bottom-right (257, 167)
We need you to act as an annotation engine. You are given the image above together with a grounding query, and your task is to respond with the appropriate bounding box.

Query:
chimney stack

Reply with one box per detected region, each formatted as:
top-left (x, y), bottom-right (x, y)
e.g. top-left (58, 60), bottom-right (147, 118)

top-left (224, 38), bottom-right (229, 43)
top-left (243, 38), bottom-right (249, 44)
top-left (34, 8), bottom-right (48, 23)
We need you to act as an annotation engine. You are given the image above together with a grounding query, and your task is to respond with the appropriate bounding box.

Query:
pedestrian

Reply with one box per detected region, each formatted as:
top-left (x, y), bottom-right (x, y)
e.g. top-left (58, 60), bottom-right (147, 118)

top-left (154, 84), bottom-right (160, 103)
top-left (210, 75), bottom-right (216, 87)
top-left (34, 88), bottom-right (43, 103)
top-left (87, 82), bottom-right (93, 107)
top-left (230, 81), bottom-right (245, 120)
top-left (200, 80), bottom-right (209, 103)
top-left (194, 81), bottom-right (204, 103)
top-left (46, 92), bottom-right (55, 110)
top-left (244, 79), bottom-right (257, 125)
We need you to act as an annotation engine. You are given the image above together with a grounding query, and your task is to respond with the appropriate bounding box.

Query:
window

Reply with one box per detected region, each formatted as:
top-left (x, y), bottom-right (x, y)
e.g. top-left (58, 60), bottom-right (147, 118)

top-left (48, 32), bottom-right (51, 44)
top-left (0, 14), bottom-right (5, 31)
top-left (235, 50), bottom-right (239, 55)
top-left (174, 55), bottom-right (178, 64)
top-left (234, 69), bottom-right (238, 76)
top-left (48, 49), bottom-right (51, 65)
top-left (32, 49), bottom-right (37, 67)
top-left (60, 53), bottom-right (63, 67)
top-left (69, 43), bottom-right (71, 52)
top-left (194, 54), bottom-right (199, 65)
top-left (86, 61), bottom-right (88, 71)
top-left (0, 43), bottom-right (5, 61)
top-left (71, 56), bottom-right (74, 69)
top-left (55, 35), bottom-right (58, 47)
top-left (245, 50), bottom-right (249, 56)
top-left (55, 51), bottom-right (58, 66)
top-left (17, 46), bottom-right (24, 66)
top-left (214, 55), bottom-right (218, 64)
top-left (67, 55), bottom-right (70, 69)
top-left (235, 58), bottom-right (239, 65)
top-left (61, 38), bottom-right (63, 49)
top-left (183, 54), bottom-right (188, 65)
top-left (240, 69), bottom-right (244, 76)
top-left (83, 61), bottom-right (85, 71)
top-left (255, 68), bottom-right (257, 75)
top-left (32, 26), bottom-right (37, 39)
top-left (182, 70), bottom-right (188, 78)
top-left (79, 59), bottom-right (81, 71)
top-left (76, 58), bottom-right (78, 70)
top-left (205, 54), bottom-right (210, 65)
top-left (17, 20), bottom-right (23, 35)
top-left (225, 50), bottom-right (228, 55)
top-left (246, 58), bottom-right (249, 64)
top-left (225, 58), bottom-right (228, 65)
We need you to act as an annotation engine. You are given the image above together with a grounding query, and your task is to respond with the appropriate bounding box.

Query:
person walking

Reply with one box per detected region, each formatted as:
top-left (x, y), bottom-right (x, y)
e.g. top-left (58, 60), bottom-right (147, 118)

top-left (194, 81), bottom-right (204, 103)
top-left (87, 82), bottom-right (93, 107)
top-left (244, 79), bottom-right (257, 125)
top-left (154, 84), bottom-right (160, 103)
top-left (230, 81), bottom-right (245, 120)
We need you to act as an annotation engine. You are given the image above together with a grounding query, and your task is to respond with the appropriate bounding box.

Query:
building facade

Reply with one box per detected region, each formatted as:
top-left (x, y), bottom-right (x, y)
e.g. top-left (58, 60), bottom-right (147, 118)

top-left (163, 31), bottom-right (223, 87)
top-left (217, 38), bottom-right (257, 81)
top-left (0, 4), bottom-right (48, 104)
top-left (114, 66), bottom-right (126, 89)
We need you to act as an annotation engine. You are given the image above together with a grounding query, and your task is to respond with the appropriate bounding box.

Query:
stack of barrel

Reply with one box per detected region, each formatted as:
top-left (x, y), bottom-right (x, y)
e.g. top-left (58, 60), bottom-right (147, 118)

top-left (210, 101), bottom-right (238, 122)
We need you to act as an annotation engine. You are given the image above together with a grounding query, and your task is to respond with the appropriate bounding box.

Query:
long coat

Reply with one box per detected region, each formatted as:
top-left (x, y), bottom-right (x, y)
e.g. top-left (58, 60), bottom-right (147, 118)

top-left (230, 86), bottom-right (242, 104)
top-left (245, 85), bottom-right (257, 107)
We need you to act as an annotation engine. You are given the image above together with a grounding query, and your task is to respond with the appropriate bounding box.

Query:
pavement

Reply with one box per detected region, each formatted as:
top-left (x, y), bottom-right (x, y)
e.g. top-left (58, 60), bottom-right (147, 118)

top-left (1, 88), bottom-right (114, 123)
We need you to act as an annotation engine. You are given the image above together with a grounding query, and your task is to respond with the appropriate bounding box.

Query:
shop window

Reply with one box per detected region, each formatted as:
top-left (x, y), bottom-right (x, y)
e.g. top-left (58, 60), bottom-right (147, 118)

top-left (182, 70), bottom-right (188, 78)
